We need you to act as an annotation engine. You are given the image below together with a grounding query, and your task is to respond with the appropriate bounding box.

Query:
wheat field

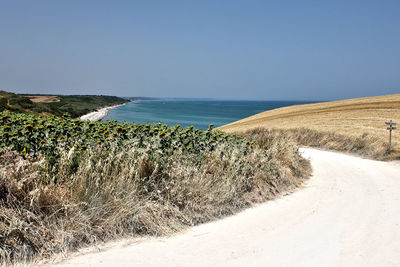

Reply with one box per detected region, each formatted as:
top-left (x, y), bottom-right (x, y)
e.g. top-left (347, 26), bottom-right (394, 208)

top-left (219, 94), bottom-right (400, 158)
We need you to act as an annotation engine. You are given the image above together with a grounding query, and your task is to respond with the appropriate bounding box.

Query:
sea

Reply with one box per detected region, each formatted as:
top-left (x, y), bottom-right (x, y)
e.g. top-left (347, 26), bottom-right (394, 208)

top-left (105, 98), bottom-right (314, 130)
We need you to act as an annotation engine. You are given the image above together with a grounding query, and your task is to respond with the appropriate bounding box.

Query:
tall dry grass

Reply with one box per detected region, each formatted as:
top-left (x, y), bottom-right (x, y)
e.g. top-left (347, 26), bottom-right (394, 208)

top-left (243, 128), bottom-right (396, 161)
top-left (0, 133), bottom-right (310, 265)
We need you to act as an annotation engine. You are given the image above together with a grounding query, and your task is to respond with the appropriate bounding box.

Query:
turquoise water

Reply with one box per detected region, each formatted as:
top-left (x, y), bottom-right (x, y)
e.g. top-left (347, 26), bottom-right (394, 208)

top-left (106, 99), bottom-right (313, 130)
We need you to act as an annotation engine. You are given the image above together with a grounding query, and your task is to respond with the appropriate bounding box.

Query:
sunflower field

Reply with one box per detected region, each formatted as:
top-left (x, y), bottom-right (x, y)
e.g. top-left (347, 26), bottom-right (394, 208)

top-left (0, 110), bottom-right (250, 161)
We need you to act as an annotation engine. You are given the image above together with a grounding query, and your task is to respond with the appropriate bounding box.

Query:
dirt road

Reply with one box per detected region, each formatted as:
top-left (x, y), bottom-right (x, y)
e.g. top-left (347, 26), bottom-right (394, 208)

top-left (54, 149), bottom-right (400, 266)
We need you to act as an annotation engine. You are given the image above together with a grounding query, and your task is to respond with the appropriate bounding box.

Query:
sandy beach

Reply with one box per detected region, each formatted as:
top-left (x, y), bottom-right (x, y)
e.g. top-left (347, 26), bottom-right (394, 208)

top-left (80, 103), bottom-right (126, 121)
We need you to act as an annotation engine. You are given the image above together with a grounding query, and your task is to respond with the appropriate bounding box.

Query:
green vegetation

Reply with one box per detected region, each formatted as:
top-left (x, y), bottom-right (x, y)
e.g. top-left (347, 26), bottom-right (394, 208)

top-left (0, 91), bottom-right (39, 113)
top-left (39, 94), bottom-right (129, 118)
top-left (0, 111), bottom-right (248, 161)
top-left (0, 110), bottom-right (310, 264)
top-left (0, 90), bottom-right (129, 118)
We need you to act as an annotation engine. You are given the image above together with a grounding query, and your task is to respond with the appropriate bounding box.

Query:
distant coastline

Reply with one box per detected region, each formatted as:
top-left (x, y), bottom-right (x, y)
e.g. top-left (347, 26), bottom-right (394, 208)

top-left (80, 103), bottom-right (128, 121)
top-left (104, 99), bottom-right (313, 130)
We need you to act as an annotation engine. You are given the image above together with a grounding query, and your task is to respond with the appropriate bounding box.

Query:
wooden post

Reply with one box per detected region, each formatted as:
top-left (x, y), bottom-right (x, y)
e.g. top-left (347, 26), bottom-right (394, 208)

top-left (386, 120), bottom-right (397, 151)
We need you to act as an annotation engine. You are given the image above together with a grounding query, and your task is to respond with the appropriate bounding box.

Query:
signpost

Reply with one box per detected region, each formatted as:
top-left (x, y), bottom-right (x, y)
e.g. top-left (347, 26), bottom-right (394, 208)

top-left (386, 120), bottom-right (397, 151)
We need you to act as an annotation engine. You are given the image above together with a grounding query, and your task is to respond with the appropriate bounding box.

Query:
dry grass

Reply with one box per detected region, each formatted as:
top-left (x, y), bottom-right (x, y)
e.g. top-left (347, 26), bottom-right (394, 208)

top-left (219, 94), bottom-right (400, 160)
top-left (26, 96), bottom-right (60, 103)
top-left (0, 133), bottom-right (310, 265)
top-left (246, 128), bottom-right (393, 160)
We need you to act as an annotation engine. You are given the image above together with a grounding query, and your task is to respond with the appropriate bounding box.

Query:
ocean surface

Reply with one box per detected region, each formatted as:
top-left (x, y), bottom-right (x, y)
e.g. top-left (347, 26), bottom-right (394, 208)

top-left (106, 99), bottom-right (314, 130)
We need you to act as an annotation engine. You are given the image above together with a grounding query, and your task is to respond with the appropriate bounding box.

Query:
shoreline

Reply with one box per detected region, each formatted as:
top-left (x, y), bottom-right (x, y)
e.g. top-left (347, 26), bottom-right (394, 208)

top-left (80, 103), bottom-right (127, 122)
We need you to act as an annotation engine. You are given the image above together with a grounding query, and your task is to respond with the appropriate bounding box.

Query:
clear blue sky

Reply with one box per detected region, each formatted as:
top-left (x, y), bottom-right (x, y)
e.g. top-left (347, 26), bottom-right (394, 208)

top-left (0, 0), bottom-right (399, 100)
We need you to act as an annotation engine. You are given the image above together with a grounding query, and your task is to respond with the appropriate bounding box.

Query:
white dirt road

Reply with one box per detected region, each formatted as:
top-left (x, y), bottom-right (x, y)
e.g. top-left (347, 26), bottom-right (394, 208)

top-left (53, 149), bottom-right (400, 267)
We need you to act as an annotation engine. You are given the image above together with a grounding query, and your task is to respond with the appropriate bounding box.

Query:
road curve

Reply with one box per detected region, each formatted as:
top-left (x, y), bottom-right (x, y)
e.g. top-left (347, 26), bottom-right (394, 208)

top-left (54, 149), bottom-right (400, 267)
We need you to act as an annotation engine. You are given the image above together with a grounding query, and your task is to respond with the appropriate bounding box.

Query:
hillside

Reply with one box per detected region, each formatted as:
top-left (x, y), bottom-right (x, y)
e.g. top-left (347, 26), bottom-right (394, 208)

top-left (219, 94), bottom-right (400, 159)
top-left (0, 90), bottom-right (129, 118)
top-left (0, 108), bottom-right (310, 264)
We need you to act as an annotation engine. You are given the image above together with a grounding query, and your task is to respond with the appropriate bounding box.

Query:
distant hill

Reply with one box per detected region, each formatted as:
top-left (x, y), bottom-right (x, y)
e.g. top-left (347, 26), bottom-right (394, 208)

top-left (0, 90), bottom-right (129, 118)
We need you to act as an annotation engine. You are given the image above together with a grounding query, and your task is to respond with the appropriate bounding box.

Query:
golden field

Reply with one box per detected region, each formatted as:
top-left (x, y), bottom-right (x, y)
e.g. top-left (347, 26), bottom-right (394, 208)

top-left (219, 94), bottom-right (400, 159)
top-left (27, 95), bottom-right (60, 103)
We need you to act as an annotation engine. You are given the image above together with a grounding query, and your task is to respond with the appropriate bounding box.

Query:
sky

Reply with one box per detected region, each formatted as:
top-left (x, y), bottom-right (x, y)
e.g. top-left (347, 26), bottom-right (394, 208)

top-left (0, 0), bottom-right (399, 101)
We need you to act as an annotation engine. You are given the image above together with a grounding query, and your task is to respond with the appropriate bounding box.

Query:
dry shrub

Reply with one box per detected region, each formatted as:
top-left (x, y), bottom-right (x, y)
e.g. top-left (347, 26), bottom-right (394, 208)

top-left (0, 134), bottom-right (310, 264)
top-left (243, 127), bottom-right (397, 161)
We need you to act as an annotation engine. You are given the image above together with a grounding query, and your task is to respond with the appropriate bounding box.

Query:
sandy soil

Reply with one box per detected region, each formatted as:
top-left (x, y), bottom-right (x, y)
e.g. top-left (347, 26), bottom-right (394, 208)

top-left (80, 104), bottom-right (125, 121)
top-left (50, 148), bottom-right (400, 266)
top-left (27, 95), bottom-right (60, 103)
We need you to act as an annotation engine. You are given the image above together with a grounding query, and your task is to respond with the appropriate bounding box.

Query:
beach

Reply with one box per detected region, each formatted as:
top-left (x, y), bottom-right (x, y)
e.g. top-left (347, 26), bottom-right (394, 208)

top-left (80, 104), bottom-right (126, 121)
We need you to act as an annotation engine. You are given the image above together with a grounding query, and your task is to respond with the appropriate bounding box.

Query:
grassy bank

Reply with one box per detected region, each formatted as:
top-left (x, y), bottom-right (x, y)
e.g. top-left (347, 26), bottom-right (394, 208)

top-left (243, 128), bottom-right (394, 161)
top-left (0, 111), bottom-right (310, 264)
top-left (219, 94), bottom-right (400, 160)
top-left (0, 90), bottom-right (129, 118)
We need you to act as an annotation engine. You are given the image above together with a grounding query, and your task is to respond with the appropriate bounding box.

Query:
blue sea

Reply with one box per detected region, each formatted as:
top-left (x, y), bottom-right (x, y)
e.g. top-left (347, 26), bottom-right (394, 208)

top-left (106, 98), bottom-right (313, 130)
